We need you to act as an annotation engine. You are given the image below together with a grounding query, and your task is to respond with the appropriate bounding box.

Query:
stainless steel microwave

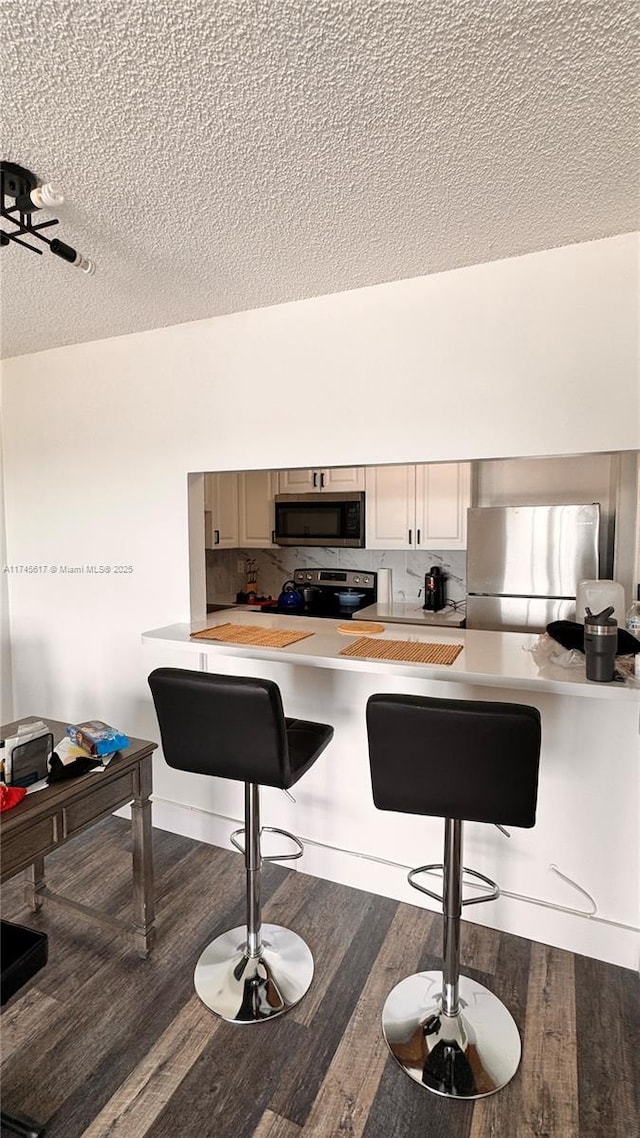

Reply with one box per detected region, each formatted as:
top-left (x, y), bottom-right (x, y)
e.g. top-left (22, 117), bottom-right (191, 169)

top-left (274, 492), bottom-right (365, 547)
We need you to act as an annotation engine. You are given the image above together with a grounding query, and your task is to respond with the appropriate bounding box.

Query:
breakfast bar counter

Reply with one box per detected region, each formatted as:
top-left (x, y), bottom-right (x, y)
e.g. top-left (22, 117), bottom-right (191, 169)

top-left (143, 609), bottom-right (640, 701)
top-left (142, 612), bottom-right (640, 971)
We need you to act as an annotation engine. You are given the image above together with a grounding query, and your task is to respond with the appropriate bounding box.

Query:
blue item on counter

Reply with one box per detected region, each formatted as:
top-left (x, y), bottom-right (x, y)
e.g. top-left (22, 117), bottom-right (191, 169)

top-left (277, 580), bottom-right (304, 610)
top-left (65, 720), bottom-right (129, 756)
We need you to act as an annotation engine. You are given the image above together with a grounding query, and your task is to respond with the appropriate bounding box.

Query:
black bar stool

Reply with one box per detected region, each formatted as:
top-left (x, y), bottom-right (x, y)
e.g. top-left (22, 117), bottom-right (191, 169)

top-left (366, 693), bottom-right (541, 1098)
top-left (148, 667), bottom-right (333, 1023)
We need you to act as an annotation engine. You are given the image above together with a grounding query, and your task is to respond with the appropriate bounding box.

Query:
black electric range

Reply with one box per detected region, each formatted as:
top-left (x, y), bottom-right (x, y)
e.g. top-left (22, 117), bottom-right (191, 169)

top-left (258, 568), bottom-right (377, 620)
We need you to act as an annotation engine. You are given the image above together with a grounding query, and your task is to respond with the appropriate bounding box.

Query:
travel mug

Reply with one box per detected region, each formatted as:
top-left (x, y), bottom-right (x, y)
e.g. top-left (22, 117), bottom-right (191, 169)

top-left (583, 606), bottom-right (618, 682)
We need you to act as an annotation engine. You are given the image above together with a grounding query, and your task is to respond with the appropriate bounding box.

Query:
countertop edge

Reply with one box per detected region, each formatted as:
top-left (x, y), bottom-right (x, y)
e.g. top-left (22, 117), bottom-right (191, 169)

top-left (142, 620), bottom-right (640, 702)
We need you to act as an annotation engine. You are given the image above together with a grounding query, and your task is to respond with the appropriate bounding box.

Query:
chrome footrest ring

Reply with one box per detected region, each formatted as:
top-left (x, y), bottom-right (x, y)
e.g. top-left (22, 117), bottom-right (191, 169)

top-left (408, 863), bottom-right (500, 906)
top-left (230, 827), bottom-right (245, 855)
top-left (261, 826), bottom-right (304, 863)
top-left (407, 863), bottom-right (444, 904)
top-left (229, 826), bottom-right (304, 863)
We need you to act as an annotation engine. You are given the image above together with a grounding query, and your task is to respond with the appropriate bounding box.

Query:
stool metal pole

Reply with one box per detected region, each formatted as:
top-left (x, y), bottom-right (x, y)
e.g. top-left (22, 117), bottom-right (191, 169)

top-left (442, 818), bottom-right (462, 1016)
top-left (245, 782), bottom-right (262, 957)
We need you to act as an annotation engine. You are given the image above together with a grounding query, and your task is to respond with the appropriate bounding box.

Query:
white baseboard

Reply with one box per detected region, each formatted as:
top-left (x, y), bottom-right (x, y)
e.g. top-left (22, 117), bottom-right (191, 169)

top-left (143, 798), bottom-right (640, 973)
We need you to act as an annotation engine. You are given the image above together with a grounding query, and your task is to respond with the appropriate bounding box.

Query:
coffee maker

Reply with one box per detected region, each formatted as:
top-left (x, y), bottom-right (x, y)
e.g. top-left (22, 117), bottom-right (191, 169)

top-left (423, 565), bottom-right (447, 612)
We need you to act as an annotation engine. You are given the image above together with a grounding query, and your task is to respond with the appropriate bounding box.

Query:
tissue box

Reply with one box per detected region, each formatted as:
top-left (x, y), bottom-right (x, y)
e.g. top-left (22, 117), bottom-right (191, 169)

top-left (65, 720), bottom-right (129, 757)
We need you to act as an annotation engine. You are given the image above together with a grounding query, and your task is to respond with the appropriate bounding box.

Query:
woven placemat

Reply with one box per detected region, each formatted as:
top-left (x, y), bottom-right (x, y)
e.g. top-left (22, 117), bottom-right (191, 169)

top-left (190, 623), bottom-right (314, 648)
top-left (339, 636), bottom-right (463, 665)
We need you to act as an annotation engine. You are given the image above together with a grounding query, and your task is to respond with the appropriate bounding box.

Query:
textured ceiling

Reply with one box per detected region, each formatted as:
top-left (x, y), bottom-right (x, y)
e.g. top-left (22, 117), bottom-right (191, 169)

top-left (1, 0), bottom-right (638, 359)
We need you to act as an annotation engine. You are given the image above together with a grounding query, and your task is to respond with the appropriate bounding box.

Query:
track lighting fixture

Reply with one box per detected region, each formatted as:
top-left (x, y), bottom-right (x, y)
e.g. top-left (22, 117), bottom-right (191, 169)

top-left (1, 161), bottom-right (95, 275)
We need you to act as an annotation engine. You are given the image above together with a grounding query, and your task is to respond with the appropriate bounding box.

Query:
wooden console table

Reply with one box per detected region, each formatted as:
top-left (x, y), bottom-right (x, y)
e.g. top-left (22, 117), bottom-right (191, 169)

top-left (0, 717), bottom-right (156, 957)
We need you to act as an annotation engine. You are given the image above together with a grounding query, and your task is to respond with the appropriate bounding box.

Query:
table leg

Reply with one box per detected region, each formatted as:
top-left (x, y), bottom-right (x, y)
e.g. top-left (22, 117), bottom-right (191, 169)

top-left (24, 856), bottom-right (45, 911)
top-left (131, 756), bottom-right (156, 957)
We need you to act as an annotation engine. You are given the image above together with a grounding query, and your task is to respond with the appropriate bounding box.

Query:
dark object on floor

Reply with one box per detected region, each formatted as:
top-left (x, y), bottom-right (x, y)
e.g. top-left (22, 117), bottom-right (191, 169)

top-left (1, 919), bottom-right (49, 1137)
top-left (546, 620), bottom-right (640, 656)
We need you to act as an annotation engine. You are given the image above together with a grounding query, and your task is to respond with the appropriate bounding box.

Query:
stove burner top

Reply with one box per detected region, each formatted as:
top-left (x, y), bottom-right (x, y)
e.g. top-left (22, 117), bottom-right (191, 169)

top-left (258, 604), bottom-right (361, 619)
top-left (260, 568), bottom-right (377, 620)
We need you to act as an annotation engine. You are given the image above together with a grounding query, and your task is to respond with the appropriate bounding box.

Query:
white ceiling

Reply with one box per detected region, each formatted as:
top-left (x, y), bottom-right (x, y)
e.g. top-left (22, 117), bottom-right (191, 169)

top-left (1, 0), bottom-right (638, 360)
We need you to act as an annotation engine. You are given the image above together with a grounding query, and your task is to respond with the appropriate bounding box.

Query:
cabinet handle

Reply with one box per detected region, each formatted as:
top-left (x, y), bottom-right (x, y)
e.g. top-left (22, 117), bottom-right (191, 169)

top-left (417, 529), bottom-right (421, 545)
top-left (312, 472), bottom-right (318, 487)
top-left (320, 472), bottom-right (325, 488)
top-left (408, 529), bottom-right (412, 546)
top-left (214, 529), bottom-right (220, 546)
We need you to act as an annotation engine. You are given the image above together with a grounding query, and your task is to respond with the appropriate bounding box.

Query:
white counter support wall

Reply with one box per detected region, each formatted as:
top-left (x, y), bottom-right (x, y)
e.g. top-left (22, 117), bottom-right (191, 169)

top-left (142, 616), bottom-right (640, 971)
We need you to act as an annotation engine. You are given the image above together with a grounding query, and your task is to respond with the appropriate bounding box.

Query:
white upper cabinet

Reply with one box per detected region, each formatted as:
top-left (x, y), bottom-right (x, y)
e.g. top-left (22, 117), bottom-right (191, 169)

top-left (366, 463), bottom-right (471, 550)
top-left (415, 462), bottom-right (471, 548)
top-left (204, 472), bottom-right (239, 548)
top-left (278, 467), bottom-right (365, 493)
top-left (203, 463), bottom-right (469, 551)
top-left (238, 471), bottom-right (278, 548)
top-left (365, 465), bottom-right (416, 549)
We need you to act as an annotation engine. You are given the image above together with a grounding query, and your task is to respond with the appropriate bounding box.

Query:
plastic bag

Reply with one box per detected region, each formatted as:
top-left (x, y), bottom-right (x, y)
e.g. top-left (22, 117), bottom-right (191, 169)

top-left (526, 632), bottom-right (584, 670)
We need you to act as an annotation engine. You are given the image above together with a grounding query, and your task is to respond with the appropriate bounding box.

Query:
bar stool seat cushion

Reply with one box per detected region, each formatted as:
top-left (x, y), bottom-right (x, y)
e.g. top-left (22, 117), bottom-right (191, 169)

top-left (148, 668), bottom-right (333, 790)
top-left (367, 693), bottom-right (540, 828)
top-left (284, 717), bottom-right (332, 785)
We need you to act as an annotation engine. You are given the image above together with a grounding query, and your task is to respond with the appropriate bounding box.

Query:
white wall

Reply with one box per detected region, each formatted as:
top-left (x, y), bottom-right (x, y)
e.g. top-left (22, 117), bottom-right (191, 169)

top-left (1, 233), bottom-right (638, 756)
top-left (0, 375), bottom-right (14, 723)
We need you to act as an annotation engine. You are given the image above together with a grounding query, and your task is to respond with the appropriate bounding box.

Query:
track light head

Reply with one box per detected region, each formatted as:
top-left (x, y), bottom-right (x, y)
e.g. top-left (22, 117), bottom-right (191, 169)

top-left (50, 238), bottom-right (95, 275)
top-left (1, 160), bottom-right (95, 275)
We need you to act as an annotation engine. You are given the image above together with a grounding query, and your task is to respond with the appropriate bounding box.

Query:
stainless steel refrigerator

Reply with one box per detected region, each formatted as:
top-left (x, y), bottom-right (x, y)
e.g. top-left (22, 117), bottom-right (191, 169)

top-left (466, 504), bottom-right (600, 632)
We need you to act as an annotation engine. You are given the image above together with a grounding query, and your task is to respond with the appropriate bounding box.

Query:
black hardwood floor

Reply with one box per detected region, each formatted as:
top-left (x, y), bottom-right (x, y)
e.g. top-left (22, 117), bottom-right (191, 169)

top-left (1, 817), bottom-right (638, 1137)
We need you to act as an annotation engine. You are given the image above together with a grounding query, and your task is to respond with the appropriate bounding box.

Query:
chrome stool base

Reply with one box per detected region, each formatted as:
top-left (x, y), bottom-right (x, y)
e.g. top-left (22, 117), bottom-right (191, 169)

top-left (194, 923), bottom-right (314, 1023)
top-left (382, 970), bottom-right (521, 1098)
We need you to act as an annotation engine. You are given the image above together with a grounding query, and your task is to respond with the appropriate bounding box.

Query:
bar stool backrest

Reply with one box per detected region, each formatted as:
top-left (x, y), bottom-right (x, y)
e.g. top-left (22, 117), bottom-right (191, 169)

top-left (148, 668), bottom-right (291, 789)
top-left (366, 694), bottom-right (541, 827)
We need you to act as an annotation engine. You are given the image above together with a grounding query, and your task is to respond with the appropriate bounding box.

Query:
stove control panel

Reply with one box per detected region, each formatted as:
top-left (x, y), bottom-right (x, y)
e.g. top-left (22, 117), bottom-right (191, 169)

top-left (293, 568), bottom-right (377, 591)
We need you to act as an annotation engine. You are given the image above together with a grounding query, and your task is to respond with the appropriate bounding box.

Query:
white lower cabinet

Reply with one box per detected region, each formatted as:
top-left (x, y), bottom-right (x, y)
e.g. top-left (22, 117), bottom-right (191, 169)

top-left (238, 471), bottom-right (278, 547)
top-left (366, 463), bottom-right (471, 550)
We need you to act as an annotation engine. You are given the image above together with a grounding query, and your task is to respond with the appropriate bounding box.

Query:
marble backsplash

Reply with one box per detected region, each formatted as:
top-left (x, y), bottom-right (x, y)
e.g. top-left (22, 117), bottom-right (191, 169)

top-left (207, 546), bottom-right (467, 605)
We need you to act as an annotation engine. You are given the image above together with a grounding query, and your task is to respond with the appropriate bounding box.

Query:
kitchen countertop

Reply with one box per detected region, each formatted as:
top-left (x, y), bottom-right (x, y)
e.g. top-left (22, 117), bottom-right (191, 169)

top-left (207, 600), bottom-right (464, 625)
top-left (207, 601), bottom-right (266, 613)
top-left (143, 611), bottom-right (640, 701)
top-left (356, 601), bottom-right (465, 627)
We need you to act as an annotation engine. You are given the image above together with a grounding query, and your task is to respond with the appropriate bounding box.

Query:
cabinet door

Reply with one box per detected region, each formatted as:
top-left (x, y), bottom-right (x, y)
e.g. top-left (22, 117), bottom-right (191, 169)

top-left (278, 467), bottom-right (365, 492)
top-left (278, 469), bottom-right (317, 492)
top-left (238, 471), bottom-right (278, 547)
top-left (321, 467), bottom-right (365, 492)
top-left (365, 465), bottom-right (415, 549)
top-left (415, 463), bottom-right (471, 549)
top-left (205, 472), bottom-right (239, 548)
